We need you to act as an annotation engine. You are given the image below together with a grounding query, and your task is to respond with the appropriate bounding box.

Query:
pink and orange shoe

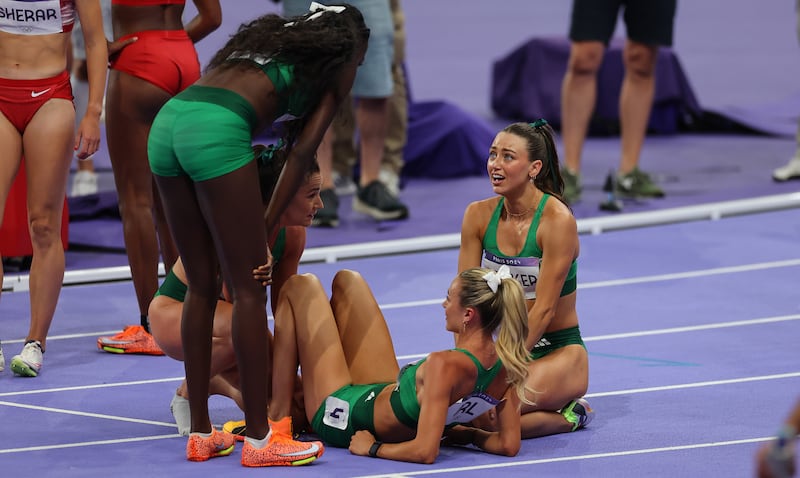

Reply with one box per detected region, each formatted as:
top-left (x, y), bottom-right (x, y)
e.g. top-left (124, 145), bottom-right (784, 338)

top-left (240, 417), bottom-right (323, 467)
top-left (97, 325), bottom-right (164, 355)
top-left (186, 429), bottom-right (236, 462)
top-left (241, 435), bottom-right (323, 467)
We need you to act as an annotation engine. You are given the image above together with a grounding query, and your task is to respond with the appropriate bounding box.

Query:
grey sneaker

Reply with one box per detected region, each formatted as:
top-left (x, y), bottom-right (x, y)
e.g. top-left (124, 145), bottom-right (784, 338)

top-left (772, 156), bottom-right (800, 182)
top-left (616, 168), bottom-right (665, 198)
top-left (0, 341), bottom-right (5, 372)
top-left (353, 180), bottom-right (409, 221)
top-left (11, 340), bottom-right (43, 377)
top-left (561, 167), bottom-right (582, 204)
top-left (312, 188), bottom-right (339, 228)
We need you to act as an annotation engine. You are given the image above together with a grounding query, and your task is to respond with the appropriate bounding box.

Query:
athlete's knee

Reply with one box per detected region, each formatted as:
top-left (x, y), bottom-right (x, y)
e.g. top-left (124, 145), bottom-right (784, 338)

top-left (567, 43), bottom-right (604, 77)
top-left (623, 42), bottom-right (658, 78)
top-left (283, 273), bottom-right (323, 299)
top-left (117, 190), bottom-right (154, 215)
top-left (28, 213), bottom-right (62, 248)
top-left (331, 269), bottom-right (364, 295)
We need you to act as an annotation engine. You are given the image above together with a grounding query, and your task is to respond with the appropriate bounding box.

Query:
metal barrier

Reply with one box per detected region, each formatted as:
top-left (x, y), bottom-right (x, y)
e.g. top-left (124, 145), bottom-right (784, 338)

top-left (4, 192), bottom-right (799, 293)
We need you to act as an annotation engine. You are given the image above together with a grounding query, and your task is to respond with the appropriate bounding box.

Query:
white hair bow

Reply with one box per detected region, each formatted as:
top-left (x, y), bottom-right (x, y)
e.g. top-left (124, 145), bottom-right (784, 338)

top-left (285, 2), bottom-right (346, 27)
top-left (482, 265), bottom-right (512, 293)
top-left (308, 2), bottom-right (346, 20)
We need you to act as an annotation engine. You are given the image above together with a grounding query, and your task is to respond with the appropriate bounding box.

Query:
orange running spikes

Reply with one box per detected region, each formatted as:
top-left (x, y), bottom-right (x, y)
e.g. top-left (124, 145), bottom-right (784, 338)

top-left (241, 432), bottom-right (324, 467)
top-left (97, 325), bottom-right (165, 355)
top-left (186, 429), bottom-right (236, 462)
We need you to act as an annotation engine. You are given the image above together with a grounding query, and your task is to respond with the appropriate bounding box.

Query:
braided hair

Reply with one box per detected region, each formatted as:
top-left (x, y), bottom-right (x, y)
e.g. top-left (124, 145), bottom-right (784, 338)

top-left (207, 5), bottom-right (370, 151)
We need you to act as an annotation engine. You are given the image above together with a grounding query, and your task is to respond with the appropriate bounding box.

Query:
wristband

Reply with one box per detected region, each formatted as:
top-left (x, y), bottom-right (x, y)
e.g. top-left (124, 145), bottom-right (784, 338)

top-left (368, 441), bottom-right (383, 458)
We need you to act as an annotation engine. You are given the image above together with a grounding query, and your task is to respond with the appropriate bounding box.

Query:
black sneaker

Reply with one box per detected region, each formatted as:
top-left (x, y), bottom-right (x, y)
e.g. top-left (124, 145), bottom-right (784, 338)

top-left (616, 168), bottom-right (665, 198)
top-left (312, 188), bottom-right (339, 227)
top-left (353, 180), bottom-right (409, 221)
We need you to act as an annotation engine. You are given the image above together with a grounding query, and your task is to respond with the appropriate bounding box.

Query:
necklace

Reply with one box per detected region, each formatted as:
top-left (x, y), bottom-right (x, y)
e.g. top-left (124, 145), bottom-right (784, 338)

top-left (503, 201), bottom-right (535, 235)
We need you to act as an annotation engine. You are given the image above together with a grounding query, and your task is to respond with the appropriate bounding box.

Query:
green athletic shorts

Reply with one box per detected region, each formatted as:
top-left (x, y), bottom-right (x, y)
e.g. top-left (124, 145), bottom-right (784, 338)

top-left (148, 85), bottom-right (258, 182)
top-left (530, 325), bottom-right (586, 360)
top-left (153, 268), bottom-right (187, 302)
top-left (310, 382), bottom-right (391, 448)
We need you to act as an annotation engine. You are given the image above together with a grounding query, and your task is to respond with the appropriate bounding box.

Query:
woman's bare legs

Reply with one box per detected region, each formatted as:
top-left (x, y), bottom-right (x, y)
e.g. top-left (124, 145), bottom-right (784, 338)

top-left (106, 70), bottom-right (176, 319)
top-left (269, 270), bottom-right (399, 423)
top-left (518, 345), bottom-right (589, 438)
top-left (329, 269), bottom-right (400, 384)
top-left (157, 162), bottom-right (272, 439)
top-left (269, 273), bottom-right (352, 422)
top-left (18, 99), bottom-right (75, 351)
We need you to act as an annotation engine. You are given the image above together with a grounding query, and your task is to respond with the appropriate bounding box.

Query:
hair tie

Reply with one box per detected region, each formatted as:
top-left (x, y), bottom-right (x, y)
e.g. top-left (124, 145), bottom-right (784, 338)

top-left (482, 265), bottom-right (512, 293)
top-left (530, 118), bottom-right (548, 129)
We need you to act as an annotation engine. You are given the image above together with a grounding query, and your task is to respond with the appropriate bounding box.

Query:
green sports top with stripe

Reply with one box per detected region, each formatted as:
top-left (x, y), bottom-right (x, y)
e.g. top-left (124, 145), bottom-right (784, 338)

top-left (388, 348), bottom-right (503, 429)
top-left (481, 194), bottom-right (577, 299)
top-left (225, 53), bottom-right (310, 122)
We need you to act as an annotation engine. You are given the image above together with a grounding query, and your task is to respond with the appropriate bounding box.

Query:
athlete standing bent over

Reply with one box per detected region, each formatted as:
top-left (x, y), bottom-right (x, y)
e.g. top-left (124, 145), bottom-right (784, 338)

top-left (0, 0), bottom-right (107, 377)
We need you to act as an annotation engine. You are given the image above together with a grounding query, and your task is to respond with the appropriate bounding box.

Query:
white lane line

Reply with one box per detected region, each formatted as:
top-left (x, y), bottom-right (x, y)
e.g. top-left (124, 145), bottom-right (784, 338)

top-left (379, 258), bottom-right (800, 310)
top-left (585, 372), bottom-right (800, 398)
top-left (4, 259), bottom-right (797, 345)
top-left (584, 314), bottom-right (800, 342)
top-left (2, 315), bottom-right (796, 398)
top-left (0, 400), bottom-right (175, 428)
top-left (0, 434), bottom-right (178, 454)
top-left (0, 376), bottom-right (183, 398)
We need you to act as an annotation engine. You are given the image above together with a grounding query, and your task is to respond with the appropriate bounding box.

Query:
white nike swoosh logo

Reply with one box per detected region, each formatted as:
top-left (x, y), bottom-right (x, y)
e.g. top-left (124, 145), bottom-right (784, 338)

top-left (280, 442), bottom-right (320, 457)
top-left (31, 88), bottom-right (52, 98)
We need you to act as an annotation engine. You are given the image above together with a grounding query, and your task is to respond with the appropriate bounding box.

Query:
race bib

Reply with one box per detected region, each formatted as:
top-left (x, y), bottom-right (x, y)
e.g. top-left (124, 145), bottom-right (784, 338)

top-left (322, 395), bottom-right (350, 431)
top-left (445, 391), bottom-right (501, 425)
top-left (0, 0), bottom-right (64, 35)
top-left (482, 251), bottom-right (540, 299)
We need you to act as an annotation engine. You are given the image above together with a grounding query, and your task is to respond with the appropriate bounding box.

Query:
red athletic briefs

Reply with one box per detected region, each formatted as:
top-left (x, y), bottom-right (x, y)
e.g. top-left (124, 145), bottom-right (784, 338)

top-left (0, 71), bottom-right (73, 134)
top-left (109, 30), bottom-right (201, 95)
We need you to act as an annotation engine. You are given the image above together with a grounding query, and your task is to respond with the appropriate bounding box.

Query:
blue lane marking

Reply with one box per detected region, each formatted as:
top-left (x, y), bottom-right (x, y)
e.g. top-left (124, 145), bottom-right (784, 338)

top-left (589, 351), bottom-right (700, 367)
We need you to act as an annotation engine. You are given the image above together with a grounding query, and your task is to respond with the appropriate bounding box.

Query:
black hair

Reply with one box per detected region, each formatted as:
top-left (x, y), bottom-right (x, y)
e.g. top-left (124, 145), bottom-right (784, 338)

top-left (254, 142), bottom-right (320, 204)
top-left (207, 5), bottom-right (370, 153)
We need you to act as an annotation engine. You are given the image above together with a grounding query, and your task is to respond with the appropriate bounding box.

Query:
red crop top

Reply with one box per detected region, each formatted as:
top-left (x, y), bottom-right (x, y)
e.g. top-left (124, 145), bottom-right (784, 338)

top-left (0, 0), bottom-right (75, 35)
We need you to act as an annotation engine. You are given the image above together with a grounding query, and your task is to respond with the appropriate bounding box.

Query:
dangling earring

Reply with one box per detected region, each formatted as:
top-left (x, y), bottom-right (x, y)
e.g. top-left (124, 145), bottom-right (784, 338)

top-left (462, 321), bottom-right (467, 333)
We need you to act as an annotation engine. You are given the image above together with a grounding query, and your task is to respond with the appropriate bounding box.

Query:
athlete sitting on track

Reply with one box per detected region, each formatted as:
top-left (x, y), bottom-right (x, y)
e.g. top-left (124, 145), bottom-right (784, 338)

top-left (265, 266), bottom-right (533, 463)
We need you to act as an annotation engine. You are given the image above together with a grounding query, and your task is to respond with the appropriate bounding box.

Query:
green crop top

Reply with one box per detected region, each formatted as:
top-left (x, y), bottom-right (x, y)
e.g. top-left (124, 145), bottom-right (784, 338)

top-left (226, 53), bottom-right (310, 121)
top-left (389, 349), bottom-right (503, 429)
top-left (481, 194), bottom-right (577, 299)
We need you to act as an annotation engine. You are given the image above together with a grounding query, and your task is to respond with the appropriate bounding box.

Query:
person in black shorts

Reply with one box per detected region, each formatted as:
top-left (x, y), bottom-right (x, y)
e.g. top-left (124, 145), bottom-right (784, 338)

top-left (560, 0), bottom-right (677, 207)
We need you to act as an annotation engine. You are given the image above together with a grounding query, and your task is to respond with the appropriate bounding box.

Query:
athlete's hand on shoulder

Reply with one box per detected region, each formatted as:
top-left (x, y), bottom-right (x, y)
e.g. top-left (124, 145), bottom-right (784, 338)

top-left (107, 36), bottom-right (138, 59)
top-left (348, 430), bottom-right (377, 457)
